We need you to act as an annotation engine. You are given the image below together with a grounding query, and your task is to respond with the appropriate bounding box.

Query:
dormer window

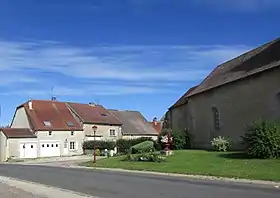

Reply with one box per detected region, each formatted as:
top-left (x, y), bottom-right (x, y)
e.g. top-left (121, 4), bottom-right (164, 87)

top-left (100, 113), bottom-right (107, 116)
top-left (43, 121), bottom-right (52, 127)
top-left (48, 131), bottom-right (52, 136)
top-left (66, 121), bottom-right (75, 127)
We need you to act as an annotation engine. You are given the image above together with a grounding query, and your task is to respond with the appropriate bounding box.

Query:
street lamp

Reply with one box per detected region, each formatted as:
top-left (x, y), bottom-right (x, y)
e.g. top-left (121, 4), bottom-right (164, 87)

top-left (92, 125), bottom-right (98, 164)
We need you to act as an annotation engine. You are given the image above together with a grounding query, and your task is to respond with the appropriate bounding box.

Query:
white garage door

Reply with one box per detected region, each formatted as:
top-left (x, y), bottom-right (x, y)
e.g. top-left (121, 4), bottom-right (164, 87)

top-left (20, 143), bottom-right (37, 159)
top-left (39, 142), bottom-right (60, 157)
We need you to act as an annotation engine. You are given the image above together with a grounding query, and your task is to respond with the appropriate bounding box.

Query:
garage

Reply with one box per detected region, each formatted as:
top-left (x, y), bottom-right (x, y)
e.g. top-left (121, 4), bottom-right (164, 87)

top-left (39, 142), bottom-right (60, 157)
top-left (19, 142), bottom-right (38, 159)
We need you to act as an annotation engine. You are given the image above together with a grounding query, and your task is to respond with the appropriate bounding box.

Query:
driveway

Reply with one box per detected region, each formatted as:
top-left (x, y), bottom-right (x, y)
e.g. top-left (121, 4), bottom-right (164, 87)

top-left (5, 155), bottom-right (104, 167)
top-left (0, 164), bottom-right (279, 198)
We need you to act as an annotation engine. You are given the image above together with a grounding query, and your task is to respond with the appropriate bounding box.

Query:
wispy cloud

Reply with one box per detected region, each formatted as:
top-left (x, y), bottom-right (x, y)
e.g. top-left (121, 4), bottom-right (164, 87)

top-left (0, 39), bottom-right (250, 96)
top-left (192, 0), bottom-right (280, 12)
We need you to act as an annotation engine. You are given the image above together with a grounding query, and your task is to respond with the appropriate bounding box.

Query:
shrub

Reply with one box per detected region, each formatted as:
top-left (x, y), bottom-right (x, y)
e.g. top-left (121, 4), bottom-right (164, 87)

top-left (94, 149), bottom-right (101, 156)
top-left (160, 130), bottom-right (186, 150)
top-left (211, 136), bottom-right (230, 152)
top-left (123, 152), bottom-right (166, 163)
top-left (130, 141), bottom-right (155, 154)
top-left (82, 140), bottom-right (116, 150)
top-left (116, 137), bottom-right (152, 153)
top-left (242, 120), bottom-right (280, 159)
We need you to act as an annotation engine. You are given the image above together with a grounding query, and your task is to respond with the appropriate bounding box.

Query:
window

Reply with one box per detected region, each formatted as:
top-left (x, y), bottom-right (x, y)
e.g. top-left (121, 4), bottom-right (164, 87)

top-left (100, 113), bottom-right (107, 116)
top-left (66, 121), bottom-right (75, 127)
top-left (56, 144), bottom-right (58, 147)
top-left (212, 107), bottom-right (220, 130)
top-left (31, 145), bottom-right (33, 148)
top-left (109, 129), bottom-right (116, 136)
top-left (42, 144), bottom-right (44, 148)
top-left (51, 144), bottom-right (54, 147)
top-left (48, 131), bottom-right (52, 136)
top-left (71, 131), bottom-right (74, 136)
top-left (70, 142), bottom-right (75, 150)
top-left (47, 144), bottom-right (49, 147)
top-left (43, 121), bottom-right (52, 127)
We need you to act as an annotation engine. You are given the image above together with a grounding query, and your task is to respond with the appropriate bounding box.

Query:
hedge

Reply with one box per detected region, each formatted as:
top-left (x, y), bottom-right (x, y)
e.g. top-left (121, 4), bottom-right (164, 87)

top-left (116, 137), bottom-right (153, 153)
top-left (82, 140), bottom-right (116, 150)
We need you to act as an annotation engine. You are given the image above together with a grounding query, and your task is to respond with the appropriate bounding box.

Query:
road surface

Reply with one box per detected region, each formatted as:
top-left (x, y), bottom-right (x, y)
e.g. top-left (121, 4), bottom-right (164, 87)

top-left (0, 164), bottom-right (279, 198)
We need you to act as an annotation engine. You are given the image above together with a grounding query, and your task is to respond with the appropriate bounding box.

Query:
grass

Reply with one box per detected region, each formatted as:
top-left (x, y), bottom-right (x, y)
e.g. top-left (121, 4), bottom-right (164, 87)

top-left (80, 150), bottom-right (280, 181)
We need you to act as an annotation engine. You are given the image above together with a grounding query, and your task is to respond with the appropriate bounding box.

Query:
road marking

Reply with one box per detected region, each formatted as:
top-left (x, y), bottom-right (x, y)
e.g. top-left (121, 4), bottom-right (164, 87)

top-left (0, 176), bottom-right (101, 198)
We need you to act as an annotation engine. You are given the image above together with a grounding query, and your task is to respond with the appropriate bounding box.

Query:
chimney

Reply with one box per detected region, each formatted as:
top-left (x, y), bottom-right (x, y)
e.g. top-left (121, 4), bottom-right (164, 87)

top-left (153, 117), bottom-right (158, 125)
top-left (89, 102), bottom-right (96, 107)
top-left (28, 100), bottom-right (33, 110)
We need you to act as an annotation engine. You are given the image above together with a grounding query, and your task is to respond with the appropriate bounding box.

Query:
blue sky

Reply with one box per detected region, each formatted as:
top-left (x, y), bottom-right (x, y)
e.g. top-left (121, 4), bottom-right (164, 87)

top-left (0, 0), bottom-right (279, 125)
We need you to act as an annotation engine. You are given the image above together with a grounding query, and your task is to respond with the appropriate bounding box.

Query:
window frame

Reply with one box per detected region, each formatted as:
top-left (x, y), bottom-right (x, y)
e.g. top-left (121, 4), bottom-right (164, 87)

top-left (109, 129), bottom-right (116, 136)
top-left (69, 141), bottom-right (76, 150)
top-left (48, 131), bottom-right (52, 136)
top-left (212, 107), bottom-right (220, 130)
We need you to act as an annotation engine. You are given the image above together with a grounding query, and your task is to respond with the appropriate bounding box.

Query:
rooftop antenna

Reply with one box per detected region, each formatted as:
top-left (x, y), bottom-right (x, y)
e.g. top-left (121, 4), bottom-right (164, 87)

top-left (50, 86), bottom-right (55, 100)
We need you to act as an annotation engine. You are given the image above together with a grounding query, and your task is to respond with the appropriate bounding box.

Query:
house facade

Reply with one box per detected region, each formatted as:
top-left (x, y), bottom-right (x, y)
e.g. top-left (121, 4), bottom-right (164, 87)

top-left (0, 99), bottom-right (157, 161)
top-left (67, 102), bottom-right (122, 141)
top-left (168, 37), bottom-right (280, 150)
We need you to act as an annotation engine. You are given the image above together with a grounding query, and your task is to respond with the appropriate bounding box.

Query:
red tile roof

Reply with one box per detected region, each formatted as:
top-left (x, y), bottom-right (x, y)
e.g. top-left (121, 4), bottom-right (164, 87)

top-left (19, 100), bottom-right (83, 131)
top-left (149, 121), bottom-right (162, 135)
top-left (1, 128), bottom-right (36, 138)
top-left (170, 86), bottom-right (197, 109)
top-left (67, 103), bottom-right (122, 125)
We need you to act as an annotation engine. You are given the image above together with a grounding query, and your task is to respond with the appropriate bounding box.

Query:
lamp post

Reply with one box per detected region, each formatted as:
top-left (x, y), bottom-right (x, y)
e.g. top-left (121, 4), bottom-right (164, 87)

top-left (92, 125), bottom-right (98, 164)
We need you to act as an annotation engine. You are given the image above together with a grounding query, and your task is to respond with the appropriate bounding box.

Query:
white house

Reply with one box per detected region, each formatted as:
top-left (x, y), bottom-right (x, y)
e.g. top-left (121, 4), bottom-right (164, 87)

top-left (0, 100), bottom-right (84, 161)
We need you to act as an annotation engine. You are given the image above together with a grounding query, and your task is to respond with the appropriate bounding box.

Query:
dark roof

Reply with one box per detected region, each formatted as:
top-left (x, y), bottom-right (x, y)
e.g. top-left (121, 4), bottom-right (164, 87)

top-left (1, 128), bottom-right (36, 138)
top-left (19, 100), bottom-right (83, 131)
top-left (109, 110), bottom-right (158, 135)
top-left (67, 103), bottom-right (122, 125)
top-left (189, 37), bottom-right (280, 97)
top-left (170, 86), bottom-right (197, 109)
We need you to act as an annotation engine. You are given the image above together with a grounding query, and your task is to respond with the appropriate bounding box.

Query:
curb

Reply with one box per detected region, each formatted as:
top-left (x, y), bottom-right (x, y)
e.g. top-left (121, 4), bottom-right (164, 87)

top-left (73, 165), bottom-right (280, 188)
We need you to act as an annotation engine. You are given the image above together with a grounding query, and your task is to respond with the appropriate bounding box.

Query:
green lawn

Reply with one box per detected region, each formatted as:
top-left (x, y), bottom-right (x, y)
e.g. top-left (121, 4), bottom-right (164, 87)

top-left (81, 150), bottom-right (280, 181)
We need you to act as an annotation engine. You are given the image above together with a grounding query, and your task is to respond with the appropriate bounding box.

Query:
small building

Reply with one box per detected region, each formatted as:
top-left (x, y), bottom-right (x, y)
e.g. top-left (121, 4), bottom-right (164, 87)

top-left (168, 37), bottom-right (280, 150)
top-left (67, 102), bottom-right (122, 141)
top-left (109, 110), bottom-right (158, 141)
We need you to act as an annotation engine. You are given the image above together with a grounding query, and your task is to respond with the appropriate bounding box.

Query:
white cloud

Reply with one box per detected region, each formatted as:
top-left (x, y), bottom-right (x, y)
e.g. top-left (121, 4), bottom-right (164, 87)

top-left (0, 39), bottom-right (251, 95)
top-left (192, 0), bottom-right (280, 11)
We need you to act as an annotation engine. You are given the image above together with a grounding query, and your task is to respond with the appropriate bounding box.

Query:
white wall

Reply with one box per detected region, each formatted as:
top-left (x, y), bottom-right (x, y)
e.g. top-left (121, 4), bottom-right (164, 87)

top-left (0, 132), bottom-right (8, 161)
top-left (36, 130), bottom-right (85, 156)
top-left (83, 123), bottom-right (121, 141)
top-left (8, 138), bottom-right (38, 159)
top-left (10, 107), bottom-right (31, 128)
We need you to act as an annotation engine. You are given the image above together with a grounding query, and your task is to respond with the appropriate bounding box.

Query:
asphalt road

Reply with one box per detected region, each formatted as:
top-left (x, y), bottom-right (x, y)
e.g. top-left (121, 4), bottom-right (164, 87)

top-left (0, 164), bottom-right (279, 198)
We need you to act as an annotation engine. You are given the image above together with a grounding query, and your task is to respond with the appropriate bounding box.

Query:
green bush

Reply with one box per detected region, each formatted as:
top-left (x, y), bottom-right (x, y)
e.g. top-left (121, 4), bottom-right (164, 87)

top-left (123, 152), bottom-right (166, 163)
top-left (130, 141), bottom-right (155, 154)
top-left (160, 130), bottom-right (186, 150)
top-left (211, 136), bottom-right (230, 152)
top-left (82, 140), bottom-right (116, 150)
top-left (116, 137), bottom-right (152, 153)
top-left (94, 149), bottom-right (101, 156)
top-left (242, 120), bottom-right (280, 159)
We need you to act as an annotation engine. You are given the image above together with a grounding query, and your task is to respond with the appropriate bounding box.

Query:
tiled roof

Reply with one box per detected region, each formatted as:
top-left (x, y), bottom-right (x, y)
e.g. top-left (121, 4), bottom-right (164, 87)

top-left (19, 100), bottom-right (83, 131)
top-left (67, 103), bottom-right (122, 125)
top-left (189, 37), bottom-right (280, 97)
top-left (109, 110), bottom-right (158, 135)
top-left (170, 86), bottom-right (197, 109)
top-left (149, 121), bottom-right (162, 135)
top-left (1, 128), bottom-right (36, 138)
